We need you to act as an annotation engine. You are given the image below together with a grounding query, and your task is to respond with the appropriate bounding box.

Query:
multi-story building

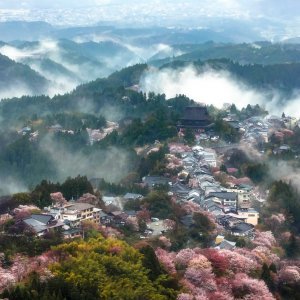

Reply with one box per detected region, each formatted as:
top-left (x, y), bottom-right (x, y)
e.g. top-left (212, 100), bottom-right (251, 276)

top-left (48, 202), bottom-right (101, 227)
top-left (227, 187), bottom-right (252, 209)
top-left (237, 208), bottom-right (259, 226)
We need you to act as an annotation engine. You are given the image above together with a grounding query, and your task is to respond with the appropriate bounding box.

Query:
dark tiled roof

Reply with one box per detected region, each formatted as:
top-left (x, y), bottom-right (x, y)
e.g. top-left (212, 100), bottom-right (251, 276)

top-left (181, 106), bottom-right (210, 121)
top-left (231, 222), bottom-right (254, 233)
top-left (208, 192), bottom-right (237, 200)
top-left (143, 176), bottom-right (171, 186)
top-left (171, 182), bottom-right (190, 194)
top-left (31, 214), bottom-right (54, 225)
top-left (217, 240), bottom-right (236, 250)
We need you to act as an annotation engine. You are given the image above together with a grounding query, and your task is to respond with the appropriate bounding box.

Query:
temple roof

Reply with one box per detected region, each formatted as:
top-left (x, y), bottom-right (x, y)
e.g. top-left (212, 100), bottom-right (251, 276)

top-left (181, 106), bottom-right (210, 121)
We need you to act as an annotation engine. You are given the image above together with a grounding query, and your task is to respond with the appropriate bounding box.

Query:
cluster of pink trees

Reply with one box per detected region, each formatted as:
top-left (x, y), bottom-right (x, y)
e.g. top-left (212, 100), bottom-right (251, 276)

top-left (253, 231), bottom-right (276, 249)
top-left (155, 243), bottom-right (279, 299)
top-left (278, 265), bottom-right (300, 285)
top-left (155, 248), bottom-right (176, 275)
top-left (0, 251), bottom-right (56, 291)
top-left (231, 273), bottom-right (275, 299)
top-left (265, 214), bottom-right (285, 231)
top-left (13, 205), bottom-right (40, 220)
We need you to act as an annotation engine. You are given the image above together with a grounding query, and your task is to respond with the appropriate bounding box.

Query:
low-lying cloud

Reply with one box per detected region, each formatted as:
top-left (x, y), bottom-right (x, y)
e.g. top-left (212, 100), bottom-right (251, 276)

top-left (40, 133), bottom-right (133, 183)
top-left (140, 65), bottom-right (300, 118)
top-left (0, 37), bottom-right (182, 100)
top-left (140, 66), bottom-right (264, 108)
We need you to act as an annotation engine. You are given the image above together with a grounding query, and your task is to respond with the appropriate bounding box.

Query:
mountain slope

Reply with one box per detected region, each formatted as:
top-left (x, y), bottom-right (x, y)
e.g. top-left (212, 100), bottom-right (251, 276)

top-left (0, 54), bottom-right (49, 98)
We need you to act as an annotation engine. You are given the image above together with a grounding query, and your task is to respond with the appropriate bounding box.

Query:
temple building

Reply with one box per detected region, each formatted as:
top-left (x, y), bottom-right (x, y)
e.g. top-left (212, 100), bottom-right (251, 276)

top-left (178, 106), bottom-right (214, 131)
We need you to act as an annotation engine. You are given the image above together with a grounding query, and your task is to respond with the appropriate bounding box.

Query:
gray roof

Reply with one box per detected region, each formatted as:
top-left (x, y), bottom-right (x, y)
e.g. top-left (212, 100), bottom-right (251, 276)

top-left (231, 222), bottom-right (254, 233)
top-left (217, 240), bottom-right (236, 250)
top-left (143, 176), bottom-right (171, 186)
top-left (124, 193), bottom-right (143, 200)
top-left (23, 218), bottom-right (47, 233)
top-left (207, 203), bottom-right (222, 211)
top-left (207, 192), bottom-right (237, 201)
top-left (171, 182), bottom-right (190, 194)
top-left (65, 202), bottom-right (94, 211)
top-left (31, 214), bottom-right (54, 225)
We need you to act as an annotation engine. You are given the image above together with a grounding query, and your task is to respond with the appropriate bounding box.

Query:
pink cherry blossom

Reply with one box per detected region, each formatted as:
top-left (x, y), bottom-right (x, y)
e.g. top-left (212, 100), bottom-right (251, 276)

top-left (253, 231), bottom-right (276, 249)
top-left (50, 192), bottom-right (67, 206)
top-left (175, 248), bottom-right (196, 269)
top-left (155, 247), bottom-right (176, 275)
top-left (231, 273), bottom-right (275, 299)
top-left (278, 266), bottom-right (300, 285)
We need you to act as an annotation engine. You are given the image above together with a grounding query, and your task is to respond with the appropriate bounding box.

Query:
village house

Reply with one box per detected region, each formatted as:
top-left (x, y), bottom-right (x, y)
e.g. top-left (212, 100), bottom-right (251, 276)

top-left (199, 149), bottom-right (217, 167)
top-left (216, 214), bottom-right (255, 238)
top-left (60, 203), bottom-right (101, 227)
top-left (214, 235), bottom-right (236, 250)
top-left (63, 228), bottom-right (82, 239)
top-left (123, 193), bottom-right (143, 201)
top-left (227, 186), bottom-right (252, 209)
top-left (47, 203), bottom-right (101, 228)
top-left (230, 222), bottom-right (255, 238)
top-left (20, 214), bottom-right (64, 237)
top-left (108, 211), bottom-right (129, 226)
top-left (170, 182), bottom-right (191, 200)
top-left (99, 211), bottom-right (111, 225)
top-left (237, 208), bottom-right (259, 226)
top-left (142, 176), bottom-right (172, 188)
top-left (206, 191), bottom-right (237, 208)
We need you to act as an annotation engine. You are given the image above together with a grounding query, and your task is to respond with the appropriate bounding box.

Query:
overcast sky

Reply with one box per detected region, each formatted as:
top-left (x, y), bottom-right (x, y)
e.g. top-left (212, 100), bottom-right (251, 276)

top-left (0, 0), bottom-right (299, 33)
top-left (0, 0), bottom-right (299, 16)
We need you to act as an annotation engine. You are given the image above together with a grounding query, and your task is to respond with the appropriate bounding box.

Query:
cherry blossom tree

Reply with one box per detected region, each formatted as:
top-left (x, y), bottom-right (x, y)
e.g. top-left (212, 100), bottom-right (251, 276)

top-left (136, 209), bottom-right (151, 222)
top-left (231, 273), bottom-right (275, 299)
top-left (188, 254), bottom-right (212, 270)
top-left (253, 231), bottom-right (276, 249)
top-left (175, 248), bottom-right (196, 269)
top-left (125, 216), bottom-right (139, 231)
top-left (201, 249), bottom-right (229, 276)
top-left (14, 209), bottom-right (31, 221)
top-left (184, 266), bottom-right (217, 292)
top-left (163, 219), bottom-right (176, 231)
top-left (219, 249), bottom-right (257, 274)
top-left (13, 205), bottom-right (40, 220)
top-left (278, 266), bottom-right (300, 285)
top-left (50, 192), bottom-right (67, 207)
top-left (77, 193), bottom-right (98, 204)
top-left (250, 246), bottom-right (280, 266)
top-left (158, 236), bottom-right (172, 249)
top-left (208, 291), bottom-right (234, 300)
top-left (155, 247), bottom-right (176, 274)
top-left (265, 214), bottom-right (285, 232)
top-left (177, 293), bottom-right (194, 300)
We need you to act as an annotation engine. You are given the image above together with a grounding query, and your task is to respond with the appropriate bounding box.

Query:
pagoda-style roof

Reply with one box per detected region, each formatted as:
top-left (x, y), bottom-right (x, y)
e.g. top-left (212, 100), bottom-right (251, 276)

top-left (181, 106), bottom-right (210, 121)
top-left (178, 106), bottom-right (213, 130)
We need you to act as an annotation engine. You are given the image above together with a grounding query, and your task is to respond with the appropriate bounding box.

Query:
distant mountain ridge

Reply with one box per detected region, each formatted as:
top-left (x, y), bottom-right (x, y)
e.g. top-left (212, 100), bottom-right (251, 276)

top-left (160, 58), bottom-right (300, 93)
top-left (150, 42), bottom-right (300, 66)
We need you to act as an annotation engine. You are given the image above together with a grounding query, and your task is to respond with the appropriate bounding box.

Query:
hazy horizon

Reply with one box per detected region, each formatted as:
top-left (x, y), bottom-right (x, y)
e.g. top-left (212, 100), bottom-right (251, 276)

top-left (0, 1), bottom-right (299, 40)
